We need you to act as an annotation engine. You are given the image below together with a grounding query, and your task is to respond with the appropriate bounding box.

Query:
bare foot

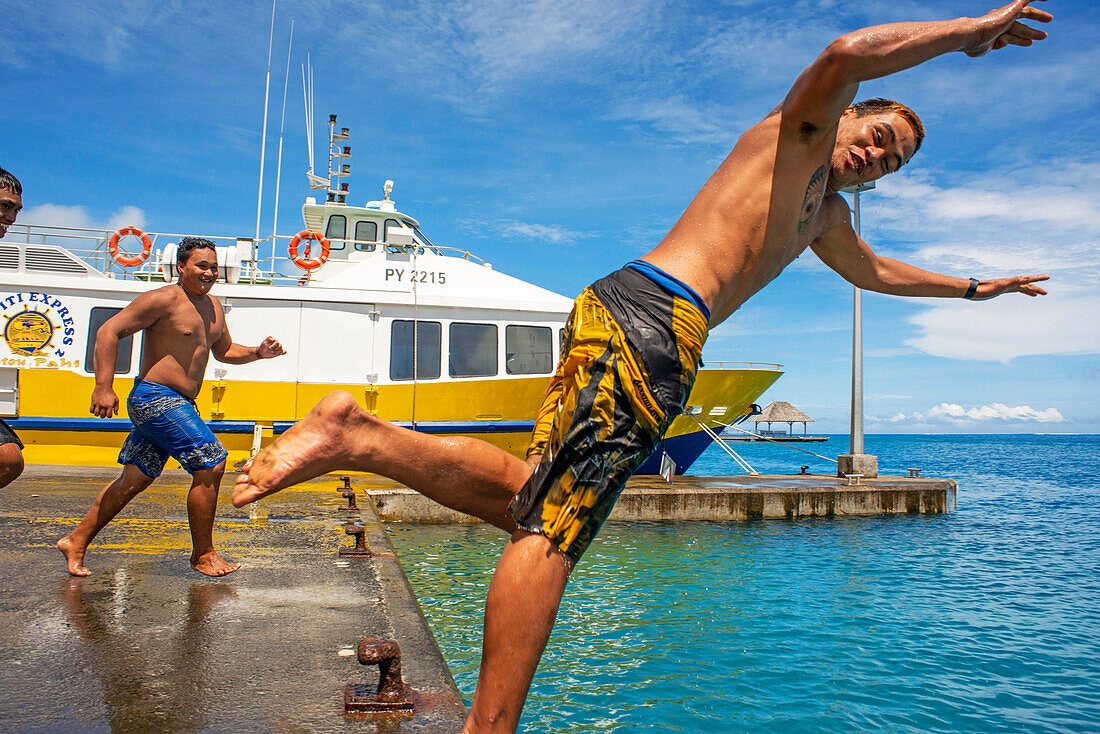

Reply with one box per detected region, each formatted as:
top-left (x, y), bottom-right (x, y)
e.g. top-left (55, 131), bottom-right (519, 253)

top-left (232, 391), bottom-right (364, 507)
top-left (190, 549), bottom-right (241, 577)
top-left (57, 536), bottom-right (91, 577)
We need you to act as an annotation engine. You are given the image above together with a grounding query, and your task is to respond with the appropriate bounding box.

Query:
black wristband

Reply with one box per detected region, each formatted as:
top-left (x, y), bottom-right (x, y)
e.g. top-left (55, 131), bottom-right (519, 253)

top-left (963, 278), bottom-right (979, 300)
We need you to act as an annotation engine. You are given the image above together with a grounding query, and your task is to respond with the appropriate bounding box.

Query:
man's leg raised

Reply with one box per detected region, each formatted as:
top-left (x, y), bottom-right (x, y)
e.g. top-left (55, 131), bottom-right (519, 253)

top-left (233, 390), bottom-right (532, 530)
top-left (464, 530), bottom-right (572, 734)
top-left (187, 461), bottom-right (240, 577)
top-left (57, 463), bottom-right (155, 576)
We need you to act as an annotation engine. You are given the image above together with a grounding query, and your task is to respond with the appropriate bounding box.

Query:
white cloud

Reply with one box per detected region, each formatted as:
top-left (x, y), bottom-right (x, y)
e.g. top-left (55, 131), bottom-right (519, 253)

top-left (467, 218), bottom-right (586, 245)
top-left (905, 295), bottom-right (1100, 363)
top-left (879, 176), bottom-right (1100, 231)
top-left (500, 222), bottom-right (577, 244)
top-left (879, 402), bottom-right (1065, 426)
top-left (685, 16), bottom-right (839, 90)
top-left (873, 164), bottom-right (1100, 236)
top-left (860, 158), bottom-right (1100, 363)
top-left (864, 347), bottom-right (916, 359)
top-left (606, 95), bottom-right (743, 146)
top-left (452, 0), bottom-right (659, 85)
top-left (912, 242), bottom-right (1100, 282)
top-left (21, 203), bottom-right (148, 233)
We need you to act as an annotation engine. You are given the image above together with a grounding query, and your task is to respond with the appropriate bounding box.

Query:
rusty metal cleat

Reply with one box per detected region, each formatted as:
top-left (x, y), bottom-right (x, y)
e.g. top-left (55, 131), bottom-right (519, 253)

top-left (338, 522), bottom-right (372, 557)
top-left (344, 638), bottom-right (414, 713)
top-left (908, 468), bottom-right (921, 478)
top-left (339, 476), bottom-right (359, 512)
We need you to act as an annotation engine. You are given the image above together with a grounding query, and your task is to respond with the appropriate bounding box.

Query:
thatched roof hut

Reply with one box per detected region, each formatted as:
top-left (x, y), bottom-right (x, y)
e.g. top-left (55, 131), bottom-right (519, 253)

top-left (752, 401), bottom-right (814, 436)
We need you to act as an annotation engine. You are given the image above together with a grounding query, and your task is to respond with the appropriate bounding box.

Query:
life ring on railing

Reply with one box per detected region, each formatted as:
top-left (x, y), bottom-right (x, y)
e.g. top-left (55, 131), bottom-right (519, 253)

top-left (108, 226), bottom-right (153, 267)
top-left (288, 229), bottom-right (330, 271)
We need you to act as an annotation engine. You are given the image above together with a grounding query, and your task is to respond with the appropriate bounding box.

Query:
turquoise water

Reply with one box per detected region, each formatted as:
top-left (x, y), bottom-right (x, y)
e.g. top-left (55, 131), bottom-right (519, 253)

top-left (387, 435), bottom-right (1100, 733)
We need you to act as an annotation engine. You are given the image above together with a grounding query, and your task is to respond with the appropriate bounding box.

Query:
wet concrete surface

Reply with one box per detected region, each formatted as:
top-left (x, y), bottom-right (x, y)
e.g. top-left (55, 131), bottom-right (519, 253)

top-left (0, 465), bottom-right (467, 733)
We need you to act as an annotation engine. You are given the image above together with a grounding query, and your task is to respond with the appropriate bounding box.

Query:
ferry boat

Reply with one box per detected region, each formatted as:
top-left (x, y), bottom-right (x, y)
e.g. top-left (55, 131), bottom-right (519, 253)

top-left (0, 116), bottom-right (782, 475)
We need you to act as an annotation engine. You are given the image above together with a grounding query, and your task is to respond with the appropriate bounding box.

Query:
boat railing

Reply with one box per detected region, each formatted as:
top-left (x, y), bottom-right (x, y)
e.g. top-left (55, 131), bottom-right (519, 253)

top-left (702, 361), bottom-right (783, 371)
top-left (4, 222), bottom-right (490, 286)
top-left (273, 233), bottom-right (488, 265)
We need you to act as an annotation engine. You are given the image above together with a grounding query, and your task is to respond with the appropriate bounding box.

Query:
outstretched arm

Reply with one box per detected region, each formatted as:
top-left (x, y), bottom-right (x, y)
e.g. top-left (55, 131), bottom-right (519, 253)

top-left (810, 215), bottom-right (1049, 300)
top-left (212, 333), bottom-right (285, 365)
top-left (783, 0), bottom-right (1052, 129)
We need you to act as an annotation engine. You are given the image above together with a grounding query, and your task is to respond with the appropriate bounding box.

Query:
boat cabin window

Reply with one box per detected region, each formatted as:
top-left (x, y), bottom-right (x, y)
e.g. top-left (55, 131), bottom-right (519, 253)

top-left (325, 215), bottom-right (347, 250)
top-left (449, 323), bottom-right (497, 378)
top-left (413, 228), bottom-right (434, 247)
top-left (390, 320), bottom-right (441, 381)
top-left (383, 219), bottom-right (401, 242)
top-left (84, 307), bottom-right (133, 374)
top-left (354, 220), bottom-right (377, 251)
top-left (506, 325), bottom-right (553, 375)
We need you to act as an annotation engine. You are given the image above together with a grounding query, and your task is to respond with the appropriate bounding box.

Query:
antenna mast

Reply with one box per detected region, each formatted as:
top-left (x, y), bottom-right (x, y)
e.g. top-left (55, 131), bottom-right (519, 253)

top-left (271, 20), bottom-right (294, 243)
top-left (253, 0), bottom-right (277, 274)
top-left (329, 115), bottom-right (351, 204)
top-left (303, 57), bottom-right (328, 191)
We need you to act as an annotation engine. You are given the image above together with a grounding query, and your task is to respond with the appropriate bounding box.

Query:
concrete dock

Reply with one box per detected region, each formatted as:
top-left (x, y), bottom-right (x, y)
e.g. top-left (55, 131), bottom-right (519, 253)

top-left (0, 464), bottom-right (955, 732)
top-left (0, 465), bottom-right (467, 733)
top-left (369, 472), bottom-right (957, 523)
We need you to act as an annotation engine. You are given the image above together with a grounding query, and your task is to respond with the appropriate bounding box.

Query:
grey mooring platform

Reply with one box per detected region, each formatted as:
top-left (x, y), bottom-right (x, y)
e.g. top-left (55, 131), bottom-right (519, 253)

top-left (369, 472), bottom-right (957, 523)
top-left (0, 465), bottom-right (467, 734)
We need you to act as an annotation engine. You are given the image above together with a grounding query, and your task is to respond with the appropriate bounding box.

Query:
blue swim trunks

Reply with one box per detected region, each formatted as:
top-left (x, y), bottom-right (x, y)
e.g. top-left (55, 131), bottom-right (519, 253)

top-left (118, 379), bottom-right (228, 478)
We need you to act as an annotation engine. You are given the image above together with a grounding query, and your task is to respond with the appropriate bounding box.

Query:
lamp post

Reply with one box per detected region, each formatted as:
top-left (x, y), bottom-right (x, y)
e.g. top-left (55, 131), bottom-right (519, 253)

top-left (837, 181), bottom-right (878, 478)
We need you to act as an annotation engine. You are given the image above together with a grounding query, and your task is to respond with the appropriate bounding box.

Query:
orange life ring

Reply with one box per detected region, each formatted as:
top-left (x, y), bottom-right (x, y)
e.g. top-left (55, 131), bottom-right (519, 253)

top-left (288, 229), bottom-right (330, 271)
top-left (108, 226), bottom-right (153, 267)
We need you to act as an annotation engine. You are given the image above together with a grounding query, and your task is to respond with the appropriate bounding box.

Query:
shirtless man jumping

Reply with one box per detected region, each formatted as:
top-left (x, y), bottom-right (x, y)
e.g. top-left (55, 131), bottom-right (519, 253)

top-left (234, 1), bottom-right (1051, 730)
top-left (58, 237), bottom-right (285, 577)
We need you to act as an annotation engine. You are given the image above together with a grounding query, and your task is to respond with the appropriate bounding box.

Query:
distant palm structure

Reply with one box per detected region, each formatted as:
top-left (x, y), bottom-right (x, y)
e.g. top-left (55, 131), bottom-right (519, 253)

top-left (753, 401), bottom-right (816, 438)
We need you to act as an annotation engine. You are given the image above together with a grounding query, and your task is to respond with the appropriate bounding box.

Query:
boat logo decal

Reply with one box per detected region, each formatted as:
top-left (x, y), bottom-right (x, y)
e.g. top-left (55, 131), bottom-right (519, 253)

top-left (1, 291), bottom-right (79, 368)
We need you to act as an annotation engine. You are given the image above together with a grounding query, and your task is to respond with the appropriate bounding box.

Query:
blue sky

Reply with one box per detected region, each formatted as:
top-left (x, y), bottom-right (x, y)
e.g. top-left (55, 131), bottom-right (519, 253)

top-left (4, 0), bottom-right (1098, 434)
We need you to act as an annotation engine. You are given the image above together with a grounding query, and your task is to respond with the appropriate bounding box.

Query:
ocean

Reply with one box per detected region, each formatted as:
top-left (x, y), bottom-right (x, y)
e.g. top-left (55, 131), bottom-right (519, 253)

top-left (387, 434), bottom-right (1100, 733)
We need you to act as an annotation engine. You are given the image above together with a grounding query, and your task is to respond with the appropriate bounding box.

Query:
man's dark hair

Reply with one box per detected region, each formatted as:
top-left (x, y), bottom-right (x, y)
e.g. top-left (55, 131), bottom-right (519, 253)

top-left (0, 167), bottom-right (22, 195)
top-left (851, 97), bottom-right (925, 155)
top-left (177, 237), bottom-right (217, 265)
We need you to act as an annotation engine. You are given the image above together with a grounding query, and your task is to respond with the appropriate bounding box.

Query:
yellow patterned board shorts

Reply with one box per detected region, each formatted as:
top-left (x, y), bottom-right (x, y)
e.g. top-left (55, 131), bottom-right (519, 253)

top-left (509, 265), bottom-right (709, 564)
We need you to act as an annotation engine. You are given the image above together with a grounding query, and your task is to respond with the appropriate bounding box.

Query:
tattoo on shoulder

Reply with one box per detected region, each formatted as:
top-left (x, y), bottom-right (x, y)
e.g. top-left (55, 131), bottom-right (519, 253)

top-left (797, 165), bottom-right (827, 234)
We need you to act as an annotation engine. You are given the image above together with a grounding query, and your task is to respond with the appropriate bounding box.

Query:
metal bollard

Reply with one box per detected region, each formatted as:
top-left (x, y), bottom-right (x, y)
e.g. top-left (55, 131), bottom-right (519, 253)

top-left (338, 522), bottom-right (372, 557)
top-left (907, 468), bottom-right (921, 478)
top-left (339, 476), bottom-right (359, 512)
top-left (799, 465), bottom-right (809, 475)
top-left (845, 473), bottom-right (863, 486)
top-left (344, 638), bottom-right (414, 713)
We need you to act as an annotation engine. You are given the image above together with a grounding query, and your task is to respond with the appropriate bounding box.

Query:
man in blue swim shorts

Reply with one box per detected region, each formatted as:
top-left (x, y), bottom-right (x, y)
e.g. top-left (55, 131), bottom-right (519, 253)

top-left (58, 237), bottom-right (285, 577)
top-left (234, 2), bottom-right (1052, 730)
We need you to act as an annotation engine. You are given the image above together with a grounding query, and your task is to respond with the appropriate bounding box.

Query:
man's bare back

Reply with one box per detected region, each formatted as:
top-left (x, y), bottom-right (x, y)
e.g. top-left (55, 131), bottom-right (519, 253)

top-left (643, 111), bottom-right (853, 323)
